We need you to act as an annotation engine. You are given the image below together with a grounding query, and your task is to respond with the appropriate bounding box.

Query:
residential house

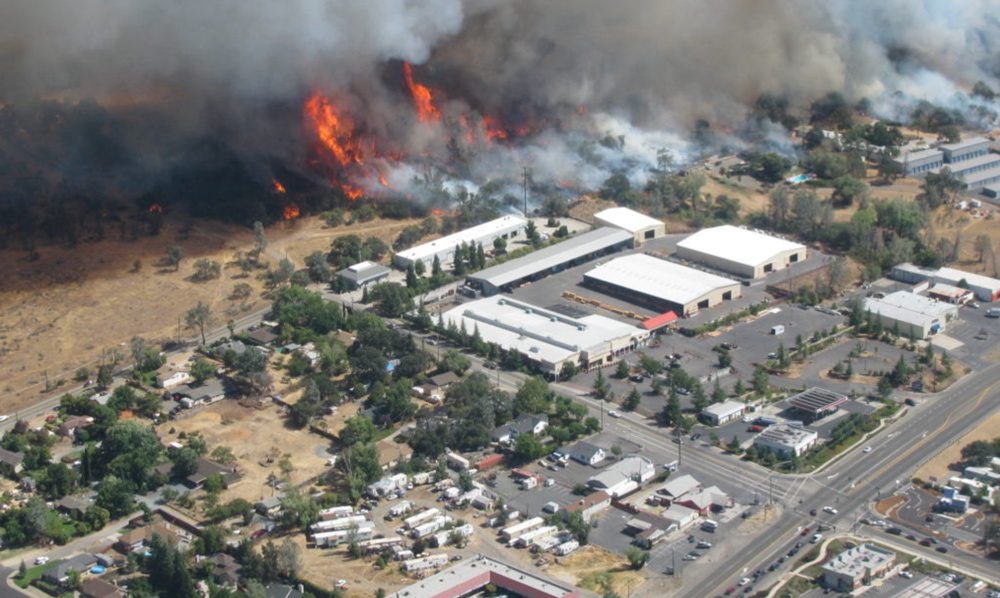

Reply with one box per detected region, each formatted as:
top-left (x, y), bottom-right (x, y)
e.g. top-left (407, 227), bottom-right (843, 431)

top-left (155, 366), bottom-right (193, 389)
top-left (80, 578), bottom-right (124, 598)
top-left (567, 441), bottom-right (606, 466)
top-left (427, 371), bottom-right (460, 390)
top-left (170, 378), bottom-right (229, 408)
top-left (59, 415), bottom-right (94, 438)
top-left (246, 327), bottom-right (279, 346)
top-left (0, 447), bottom-right (24, 475)
top-left (256, 495), bottom-right (283, 517)
top-left (115, 522), bottom-right (185, 553)
top-left (185, 457), bottom-right (241, 488)
top-left (491, 414), bottom-right (549, 444)
top-left (209, 553), bottom-right (242, 588)
top-left (216, 339), bottom-right (248, 357)
top-left (55, 495), bottom-right (94, 519)
top-left (41, 553), bottom-right (98, 585)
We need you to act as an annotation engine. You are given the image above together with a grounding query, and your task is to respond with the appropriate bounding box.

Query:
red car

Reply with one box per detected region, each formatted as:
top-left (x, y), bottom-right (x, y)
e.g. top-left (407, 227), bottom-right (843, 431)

top-left (800, 526), bottom-right (810, 536)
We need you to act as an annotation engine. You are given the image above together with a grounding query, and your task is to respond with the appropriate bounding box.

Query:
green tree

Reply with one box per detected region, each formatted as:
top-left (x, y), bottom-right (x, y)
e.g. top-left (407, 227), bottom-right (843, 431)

top-left (304, 251), bottom-right (331, 283)
top-left (593, 369), bottom-right (609, 400)
top-left (832, 175), bottom-right (867, 207)
top-left (166, 245), bottom-right (184, 271)
top-left (614, 360), bottom-right (630, 379)
top-left (185, 301), bottom-right (215, 345)
top-left (515, 377), bottom-right (552, 415)
top-left (190, 358), bottom-right (215, 385)
top-left (340, 416), bottom-right (377, 447)
top-left (252, 221), bottom-right (268, 263)
top-left (96, 475), bottom-right (135, 517)
top-left (564, 510), bottom-right (590, 544)
top-left (624, 546), bottom-right (650, 570)
top-left (512, 433), bottom-right (546, 464)
top-left (439, 349), bottom-right (471, 375)
top-left (752, 366), bottom-right (769, 396)
top-left (559, 361), bottom-right (578, 381)
top-left (639, 353), bottom-right (662, 376)
top-left (192, 258), bottom-right (222, 281)
top-left (623, 388), bottom-right (641, 411)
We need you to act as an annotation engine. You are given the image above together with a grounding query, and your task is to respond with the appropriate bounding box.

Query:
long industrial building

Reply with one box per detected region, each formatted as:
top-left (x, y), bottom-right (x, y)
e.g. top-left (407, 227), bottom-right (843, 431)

top-left (583, 254), bottom-right (742, 317)
top-left (593, 207), bottom-right (665, 245)
top-left (892, 137), bottom-right (1000, 190)
top-left (891, 262), bottom-right (1000, 302)
top-left (864, 291), bottom-right (959, 339)
top-left (465, 227), bottom-right (633, 296)
top-left (389, 555), bottom-right (581, 598)
top-left (393, 215), bottom-right (526, 269)
top-left (675, 225), bottom-right (807, 279)
top-left (442, 296), bottom-right (649, 377)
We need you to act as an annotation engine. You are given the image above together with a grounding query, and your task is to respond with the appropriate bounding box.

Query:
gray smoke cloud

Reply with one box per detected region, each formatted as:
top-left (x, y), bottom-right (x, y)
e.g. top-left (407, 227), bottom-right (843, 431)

top-left (1, 0), bottom-right (999, 203)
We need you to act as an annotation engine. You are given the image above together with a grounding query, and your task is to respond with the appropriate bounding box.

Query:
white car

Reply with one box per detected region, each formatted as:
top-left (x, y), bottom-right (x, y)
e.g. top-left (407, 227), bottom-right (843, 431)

top-left (34, 556), bottom-right (49, 565)
top-left (738, 577), bottom-right (751, 586)
top-left (336, 580), bottom-right (348, 588)
top-left (0, 415), bottom-right (9, 422)
top-left (608, 410), bottom-right (621, 418)
top-left (823, 506), bottom-right (838, 514)
top-left (862, 446), bottom-right (872, 453)
top-left (741, 416), bottom-right (753, 423)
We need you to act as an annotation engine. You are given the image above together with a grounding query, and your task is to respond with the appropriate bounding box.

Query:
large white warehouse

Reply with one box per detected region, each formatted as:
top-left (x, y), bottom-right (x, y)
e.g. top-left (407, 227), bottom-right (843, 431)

top-left (393, 215), bottom-right (527, 269)
top-left (864, 291), bottom-right (959, 339)
top-left (583, 254), bottom-right (741, 317)
top-left (593, 207), bottom-right (665, 245)
top-left (675, 225), bottom-right (807, 279)
top-left (441, 296), bottom-right (649, 377)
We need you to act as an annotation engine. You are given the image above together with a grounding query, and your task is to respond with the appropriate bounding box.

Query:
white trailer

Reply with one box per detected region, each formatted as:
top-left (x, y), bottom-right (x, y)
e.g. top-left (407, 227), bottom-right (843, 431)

top-left (359, 537), bottom-right (403, 554)
top-left (388, 500), bottom-right (413, 518)
top-left (430, 523), bottom-right (474, 548)
top-left (513, 525), bottom-right (558, 548)
top-left (412, 471), bottom-right (434, 486)
top-left (313, 522), bottom-right (374, 547)
top-left (446, 451), bottom-right (470, 471)
top-left (532, 534), bottom-right (563, 552)
top-left (310, 514), bottom-right (367, 532)
top-left (404, 508), bottom-right (440, 530)
top-left (403, 553), bottom-right (449, 572)
top-left (500, 516), bottom-right (544, 542)
top-left (554, 540), bottom-right (580, 556)
top-left (411, 515), bottom-right (452, 539)
top-left (318, 505), bottom-right (354, 520)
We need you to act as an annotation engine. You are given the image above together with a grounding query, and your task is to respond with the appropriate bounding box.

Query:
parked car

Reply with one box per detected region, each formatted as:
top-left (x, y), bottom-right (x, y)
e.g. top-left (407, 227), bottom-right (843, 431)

top-left (935, 546), bottom-right (948, 553)
top-left (823, 506), bottom-right (837, 514)
top-left (608, 410), bottom-right (621, 418)
top-left (738, 577), bottom-right (751, 587)
top-left (629, 374), bottom-right (645, 383)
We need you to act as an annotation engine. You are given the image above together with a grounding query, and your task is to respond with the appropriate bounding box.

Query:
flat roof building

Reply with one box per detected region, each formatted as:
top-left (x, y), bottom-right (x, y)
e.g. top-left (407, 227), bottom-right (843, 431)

top-left (787, 388), bottom-right (848, 422)
top-left (583, 254), bottom-right (742, 317)
top-left (753, 423), bottom-right (818, 458)
top-left (864, 291), bottom-right (959, 339)
top-left (593, 207), bottom-right (665, 245)
top-left (389, 555), bottom-right (581, 598)
top-left (821, 544), bottom-right (896, 592)
top-left (442, 296), bottom-right (649, 377)
top-left (675, 225), bottom-right (807, 279)
top-left (337, 261), bottom-right (391, 289)
top-left (586, 455), bottom-right (656, 498)
top-left (933, 267), bottom-right (1000, 302)
top-left (701, 400), bottom-right (747, 426)
top-left (466, 227), bottom-right (633, 296)
top-left (393, 215), bottom-right (526, 269)
top-left (927, 283), bottom-right (974, 305)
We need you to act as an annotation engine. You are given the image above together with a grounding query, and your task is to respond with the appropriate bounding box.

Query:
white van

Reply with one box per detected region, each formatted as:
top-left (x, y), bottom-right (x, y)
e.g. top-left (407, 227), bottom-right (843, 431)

top-left (771, 325), bottom-right (785, 335)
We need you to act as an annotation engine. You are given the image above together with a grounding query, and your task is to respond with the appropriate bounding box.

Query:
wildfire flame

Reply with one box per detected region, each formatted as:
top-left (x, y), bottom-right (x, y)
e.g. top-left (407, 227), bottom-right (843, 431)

top-left (283, 203), bottom-right (300, 220)
top-left (272, 179), bottom-right (287, 194)
top-left (482, 115), bottom-right (508, 142)
top-left (304, 91), bottom-right (364, 167)
top-left (147, 203), bottom-right (163, 214)
top-left (430, 208), bottom-right (458, 217)
top-left (402, 62), bottom-right (440, 123)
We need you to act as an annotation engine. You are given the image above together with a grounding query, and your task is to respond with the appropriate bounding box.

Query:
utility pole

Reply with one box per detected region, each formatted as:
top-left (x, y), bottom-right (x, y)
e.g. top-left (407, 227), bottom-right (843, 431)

top-left (522, 166), bottom-right (531, 217)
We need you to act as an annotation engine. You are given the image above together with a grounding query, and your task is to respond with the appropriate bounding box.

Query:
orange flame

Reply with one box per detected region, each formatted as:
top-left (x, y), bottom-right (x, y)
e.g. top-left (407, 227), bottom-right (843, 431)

top-left (283, 203), bottom-right (300, 220)
top-left (304, 91), bottom-right (364, 167)
top-left (430, 208), bottom-right (457, 217)
top-left (147, 203), bottom-right (163, 214)
top-left (482, 115), bottom-right (508, 142)
top-left (402, 62), bottom-right (441, 123)
top-left (272, 179), bottom-right (287, 194)
top-left (342, 185), bottom-right (363, 200)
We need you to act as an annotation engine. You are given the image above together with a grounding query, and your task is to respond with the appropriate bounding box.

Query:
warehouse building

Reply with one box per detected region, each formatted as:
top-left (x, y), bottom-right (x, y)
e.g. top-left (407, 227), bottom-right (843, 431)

top-left (787, 387), bottom-right (848, 423)
top-left (891, 263), bottom-right (1000, 302)
top-left (390, 555), bottom-right (582, 598)
top-left (864, 291), bottom-right (959, 339)
top-left (393, 215), bottom-right (526, 269)
top-left (892, 137), bottom-right (1000, 189)
top-left (583, 254), bottom-right (741, 317)
top-left (701, 400), bottom-right (747, 426)
top-left (675, 225), bottom-right (807, 279)
top-left (441, 296), bottom-right (649, 377)
top-left (586, 455), bottom-right (656, 498)
top-left (593, 207), bottom-right (665, 245)
top-left (821, 544), bottom-right (896, 592)
top-left (753, 423), bottom-right (818, 458)
top-left (465, 227), bottom-right (633, 296)
top-left (927, 283), bottom-right (974, 305)
top-left (337, 261), bottom-right (392, 289)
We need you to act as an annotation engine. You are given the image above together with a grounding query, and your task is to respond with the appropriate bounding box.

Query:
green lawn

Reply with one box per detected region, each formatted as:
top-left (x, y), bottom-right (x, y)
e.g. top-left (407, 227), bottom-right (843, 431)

top-left (15, 559), bottom-right (63, 589)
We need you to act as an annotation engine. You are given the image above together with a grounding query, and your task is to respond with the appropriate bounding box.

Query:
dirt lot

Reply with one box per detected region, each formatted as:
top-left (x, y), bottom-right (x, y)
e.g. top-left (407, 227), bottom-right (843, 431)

top-left (0, 213), bottom-right (418, 414)
top-left (157, 400), bottom-right (335, 505)
top-left (914, 393), bottom-right (1000, 482)
top-left (548, 545), bottom-right (645, 597)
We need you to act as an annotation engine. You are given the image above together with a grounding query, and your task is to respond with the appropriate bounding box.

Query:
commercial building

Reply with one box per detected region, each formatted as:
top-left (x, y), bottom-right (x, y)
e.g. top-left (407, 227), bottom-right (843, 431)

top-left (675, 486), bottom-right (731, 515)
top-left (465, 227), bottom-right (633, 296)
top-left (892, 263), bottom-right (1000, 302)
top-left (567, 441), bottom-right (606, 466)
top-left (864, 291), bottom-right (959, 339)
top-left (586, 455), bottom-right (656, 498)
top-left (583, 254), bottom-right (742, 317)
top-left (892, 137), bottom-right (1000, 189)
top-left (393, 215), bottom-right (526, 269)
top-left (657, 474), bottom-right (701, 500)
top-left (675, 225), bottom-right (807, 279)
top-left (753, 423), bottom-right (818, 458)
top-left (441, 296), bottom-right (649, 377)
top-left (389, 555), bottom-right (581, 598)
top-left (927, 283), bottom-right (974, 305)
top-left (564, 491), bottom-right (611, 522)
top-left (787, 387), bottom-right (848, 423)
top-left (701, 400), bottom-right (747, 426)
top-left (821, 544), bottom-right (896, 592)
top-left (593, 207), bottom-right (665, 245)
top-left (338, 261), bottom-right (391, 289)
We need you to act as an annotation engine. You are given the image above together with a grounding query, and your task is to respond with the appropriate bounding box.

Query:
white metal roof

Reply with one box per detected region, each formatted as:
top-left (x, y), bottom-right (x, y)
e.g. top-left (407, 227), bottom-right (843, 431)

top-left (677, 225), bottom-right (806, 269)
top-left (659, 474), bottom-right (700, 498)
top-left (593, 207), bottom-right (663, 233)
top-left (442, 296), bottom-right (647, 367)
top-left (935, 267), bottom-right (1000, 292)
top-left (939, 136), bottom-right (991, 153)
top-left (703, 400), bottom-right (746, 419)
top-left (864, 291), bottom-right (957, 327)
top-left (395, 215), bottom-right (526, 262)
top-left (585, 254), bottom-right (739, 305)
